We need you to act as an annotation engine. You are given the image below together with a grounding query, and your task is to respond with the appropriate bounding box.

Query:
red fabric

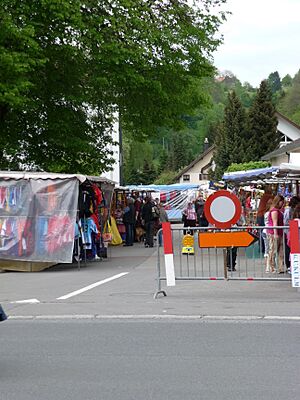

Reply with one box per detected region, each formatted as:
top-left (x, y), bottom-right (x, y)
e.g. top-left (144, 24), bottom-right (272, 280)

top-left (245, 197), bottom-right (251, 209)
top-left (46, 216), bottom-right (73, 253)
top-left (93, 184), bottom-right (103, 205)
top-left (170, 191), bottom-right (177, 200)
top-left (267, 208), bottom-right (284, 236)
top-left (91, 213), bottom-right (101, 239)
top-left (160, 193), bottom-right (167, 202)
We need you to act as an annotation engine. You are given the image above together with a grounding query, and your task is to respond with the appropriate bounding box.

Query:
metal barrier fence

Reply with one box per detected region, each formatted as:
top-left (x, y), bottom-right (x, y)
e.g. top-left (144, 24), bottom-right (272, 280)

top-left (154, 226), bottom-right (291, 298)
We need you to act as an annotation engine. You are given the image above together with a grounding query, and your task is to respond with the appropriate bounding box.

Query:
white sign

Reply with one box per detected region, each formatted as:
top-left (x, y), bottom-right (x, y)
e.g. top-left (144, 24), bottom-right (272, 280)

top-left (290, 253), bottom-right (300, 288)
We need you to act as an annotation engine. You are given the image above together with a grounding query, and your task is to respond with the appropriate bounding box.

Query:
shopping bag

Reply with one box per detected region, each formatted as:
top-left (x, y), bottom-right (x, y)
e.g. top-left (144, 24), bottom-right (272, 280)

top-left (110, 217), bottom-right (123, 246)
top-left (103, 219), bottom-right (113, 242)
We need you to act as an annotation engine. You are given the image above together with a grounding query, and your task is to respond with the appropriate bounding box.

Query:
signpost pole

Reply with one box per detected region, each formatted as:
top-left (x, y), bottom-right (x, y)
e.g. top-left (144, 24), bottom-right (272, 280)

top-left (223, 248), bottom-right (228, 280)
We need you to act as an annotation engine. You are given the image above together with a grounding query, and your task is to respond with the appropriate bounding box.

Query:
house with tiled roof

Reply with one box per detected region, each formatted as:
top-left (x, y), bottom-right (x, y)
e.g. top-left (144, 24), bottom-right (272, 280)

top-left (175, 112), bottom-right (300, 184)
top-left (262, 112), bottom-right (300, 165)
top-left (174, 139), bottom-right (215, 184)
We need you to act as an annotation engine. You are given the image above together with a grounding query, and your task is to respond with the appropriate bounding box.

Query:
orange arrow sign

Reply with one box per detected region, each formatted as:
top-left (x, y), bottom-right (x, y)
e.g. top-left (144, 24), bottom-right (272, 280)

top-left (198, 231), bottom-right (257, 248)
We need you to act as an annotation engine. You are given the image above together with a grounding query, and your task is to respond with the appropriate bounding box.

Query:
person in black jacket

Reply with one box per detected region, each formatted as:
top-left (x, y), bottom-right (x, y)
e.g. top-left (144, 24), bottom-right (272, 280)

top-left (0, 304), bottom-right (7, 322)
top-left (142, 197), bottom-right (155, 247)
top-left (123, 198), bottom-right (135, 246)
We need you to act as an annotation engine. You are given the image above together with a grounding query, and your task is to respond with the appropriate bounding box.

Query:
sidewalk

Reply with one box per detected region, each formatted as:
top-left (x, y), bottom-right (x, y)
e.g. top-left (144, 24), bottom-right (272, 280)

top-left (1, 240), bottom-right (300, 319)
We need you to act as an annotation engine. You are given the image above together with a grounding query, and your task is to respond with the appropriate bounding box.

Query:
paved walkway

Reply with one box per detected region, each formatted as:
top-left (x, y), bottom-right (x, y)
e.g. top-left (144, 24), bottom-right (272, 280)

top-left (0, 237), bottom-right (299, 319)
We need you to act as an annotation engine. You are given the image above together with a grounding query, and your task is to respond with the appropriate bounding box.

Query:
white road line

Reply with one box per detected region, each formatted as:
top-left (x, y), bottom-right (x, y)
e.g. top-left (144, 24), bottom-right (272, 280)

top-left (56, 272), bottom-right (129, 300)
top-left (10, 298), bottom-right (40, 304)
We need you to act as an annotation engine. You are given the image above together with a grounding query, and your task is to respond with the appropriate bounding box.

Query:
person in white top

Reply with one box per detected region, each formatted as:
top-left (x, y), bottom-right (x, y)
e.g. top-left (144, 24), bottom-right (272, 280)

top-left (263, 199), bottom-right (273, 273)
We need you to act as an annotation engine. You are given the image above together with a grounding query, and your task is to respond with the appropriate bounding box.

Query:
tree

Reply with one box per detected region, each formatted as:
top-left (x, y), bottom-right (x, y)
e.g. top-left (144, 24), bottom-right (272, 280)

top-left (213, 125), bottom-right (228, 180)
top-left (267, 71), bottom-right (282, 94)
top-left (167, 132), bottom-right (191, 171)
top-left (140, 161), bottom-right (157, 185)
top-left (223, 90), bottom-right (247, 164)
top-left (213, 91), bottom-right (247, 178)
top-left (0, 0), bottom-right (227, 173)
top-left (281, 74), bottom-right (292, 88)
top-left (158, 148), bottom-right (168, 175)
top-left (246, 80), bottom-right (279, 160)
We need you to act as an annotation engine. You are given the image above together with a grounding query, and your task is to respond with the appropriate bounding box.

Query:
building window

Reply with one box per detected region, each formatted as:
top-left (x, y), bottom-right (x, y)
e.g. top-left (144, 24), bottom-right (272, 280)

top-left (199, 173), bottom-right (209, 180)
top-left (183, 174), bottom-right (190, 181)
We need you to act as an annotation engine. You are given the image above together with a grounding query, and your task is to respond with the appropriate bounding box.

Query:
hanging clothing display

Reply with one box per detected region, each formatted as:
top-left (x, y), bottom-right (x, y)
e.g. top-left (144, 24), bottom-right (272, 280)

top-left (75, 180), bottom-right (113, 261)
top-left (0, 179), bottom-right (78, 263)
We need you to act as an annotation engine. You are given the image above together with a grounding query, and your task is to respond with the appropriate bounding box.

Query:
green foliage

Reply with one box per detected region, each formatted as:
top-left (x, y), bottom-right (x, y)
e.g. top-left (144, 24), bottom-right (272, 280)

top-left (158, 148), bottom-right (168, 175)
top-left (0, 2), bottom-right (45, 113)
top-left (267, 71), bottom-right (282, 94)
top-left (278, 70), bottom-right (300, 123)
top-left (281, 74), bottom-right (293, 87)
top-left (154, 170), bottom-right (178, 185)
top-left (213, 90), bottom-right (247, 178)
top-left (0, 0), bottom-right (227, 173)
top-left (246, 80), bottom-right (280, 161)
top-left (140, 161), bottom-right (157, 185)
top-left (226, 161), bottom-right (270, 172)
top-left (213, 125), bottom-right (228, 180)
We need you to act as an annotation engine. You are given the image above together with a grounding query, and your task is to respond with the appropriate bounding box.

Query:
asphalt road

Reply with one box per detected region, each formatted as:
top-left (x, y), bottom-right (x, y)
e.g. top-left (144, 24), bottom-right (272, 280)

top-left (1, 320), bottom-right (300, 400)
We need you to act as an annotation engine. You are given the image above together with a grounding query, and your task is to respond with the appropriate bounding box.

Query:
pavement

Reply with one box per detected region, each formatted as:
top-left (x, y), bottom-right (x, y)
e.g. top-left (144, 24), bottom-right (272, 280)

top-left (2, 320), bottom-right (300, 400)
top-left (1, 237), bottom-right (300, 320)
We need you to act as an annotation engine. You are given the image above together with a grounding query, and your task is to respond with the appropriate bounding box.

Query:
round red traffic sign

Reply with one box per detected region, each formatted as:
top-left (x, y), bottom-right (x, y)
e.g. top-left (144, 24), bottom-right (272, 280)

top-left (204, 190), bottom-right (242, 229)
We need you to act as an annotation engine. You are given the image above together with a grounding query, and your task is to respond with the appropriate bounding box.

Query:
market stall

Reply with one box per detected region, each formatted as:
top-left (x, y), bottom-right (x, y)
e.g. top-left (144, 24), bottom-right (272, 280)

top-left (0, 172), bottom-right (114, 271)
top-left (125, 183), bottom-right (206, 221)
top-left (222, 165), bottom-right (300, 224)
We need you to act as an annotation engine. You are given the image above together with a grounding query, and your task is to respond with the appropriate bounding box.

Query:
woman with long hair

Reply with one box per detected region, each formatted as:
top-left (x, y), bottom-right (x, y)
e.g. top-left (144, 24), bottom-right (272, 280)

top-left (267, 195), bottom-right (285, 273)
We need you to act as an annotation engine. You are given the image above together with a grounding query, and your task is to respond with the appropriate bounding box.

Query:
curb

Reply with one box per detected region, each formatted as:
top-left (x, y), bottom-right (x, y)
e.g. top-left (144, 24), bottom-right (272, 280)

top-left (7, 314), bottom-right (300, 321)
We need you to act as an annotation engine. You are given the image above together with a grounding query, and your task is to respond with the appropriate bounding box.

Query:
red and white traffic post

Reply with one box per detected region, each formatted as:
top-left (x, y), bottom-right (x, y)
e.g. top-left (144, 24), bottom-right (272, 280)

top-left (289, 220), bottom-right (300, 289)
top-left (161, 222), bottom-right (176, 286)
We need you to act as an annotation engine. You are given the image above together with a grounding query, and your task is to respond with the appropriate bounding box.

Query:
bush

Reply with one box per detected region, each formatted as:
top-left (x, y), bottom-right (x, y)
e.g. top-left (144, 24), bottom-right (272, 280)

top-left (154, 171), bottom-right (178, 184)
top-left (226, 161), bottom-right (270, 172)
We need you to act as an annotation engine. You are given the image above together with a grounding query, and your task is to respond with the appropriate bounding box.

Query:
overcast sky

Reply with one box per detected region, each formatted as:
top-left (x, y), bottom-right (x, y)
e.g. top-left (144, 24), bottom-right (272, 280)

top-left (212, 0), bottom-right (300, 87)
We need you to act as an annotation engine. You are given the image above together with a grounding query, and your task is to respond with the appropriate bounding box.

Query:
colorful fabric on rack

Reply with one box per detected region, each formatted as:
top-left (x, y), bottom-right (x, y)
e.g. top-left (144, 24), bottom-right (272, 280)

top-left (81, 218), bottom-right (98, 249)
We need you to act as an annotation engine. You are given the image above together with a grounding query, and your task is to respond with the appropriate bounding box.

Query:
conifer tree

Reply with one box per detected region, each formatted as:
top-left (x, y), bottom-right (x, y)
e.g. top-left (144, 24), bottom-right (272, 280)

top-left (158, 148), bottom-right (168, 174)
top-left (140, 161), bottom-right (157, 185)
top-left (167, 132), bottom-right (188, 171)
top-left (213, 91), bottom-right (247, 179)
top-left (223, 90), bottom-right (247, 164)
top-left (213, 125), bottom-right (228, 180)
top-left (246, 80), bottom-right (279, 161)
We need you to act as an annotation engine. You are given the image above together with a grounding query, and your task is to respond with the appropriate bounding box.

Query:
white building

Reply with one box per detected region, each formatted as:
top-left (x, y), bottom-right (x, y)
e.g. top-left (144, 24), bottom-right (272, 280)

top-left (262, 112), bottom-right (300, 165)
top-left (101, 117), bottom-right (121, 185)
top-left (174, 142), bottom-right (215, 184)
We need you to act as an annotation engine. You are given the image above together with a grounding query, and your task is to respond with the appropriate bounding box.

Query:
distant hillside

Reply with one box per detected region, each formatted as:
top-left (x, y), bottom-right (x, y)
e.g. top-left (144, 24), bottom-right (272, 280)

top-left (123, 69), bottom-right (300, 185)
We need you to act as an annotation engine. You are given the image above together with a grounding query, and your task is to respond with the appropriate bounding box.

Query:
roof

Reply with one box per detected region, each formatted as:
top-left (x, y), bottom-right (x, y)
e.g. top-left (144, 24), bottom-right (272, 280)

top-left (261, 113), bottom-right (300, 160)
top-left (222, 166), bottom-right (279, 183)
top-left (261, 137), bottom-right (300, 160)
top-left (276, 111), bottom-right (300, 132)
top-left (277, 163), bottom-right (300, 180)
top-left (0, 171), bottom-right (115, 185)
top-left (174, 144), bottom-right (215, 181)
top-left (126, 183), bottom-right (201, 192)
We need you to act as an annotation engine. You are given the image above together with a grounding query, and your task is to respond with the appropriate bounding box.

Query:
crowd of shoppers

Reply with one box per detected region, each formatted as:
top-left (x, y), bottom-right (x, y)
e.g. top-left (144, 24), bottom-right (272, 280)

top-left (114, 195), bottom-right (169, 248)
top-left (259, 194), bottom-right (300, 273)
